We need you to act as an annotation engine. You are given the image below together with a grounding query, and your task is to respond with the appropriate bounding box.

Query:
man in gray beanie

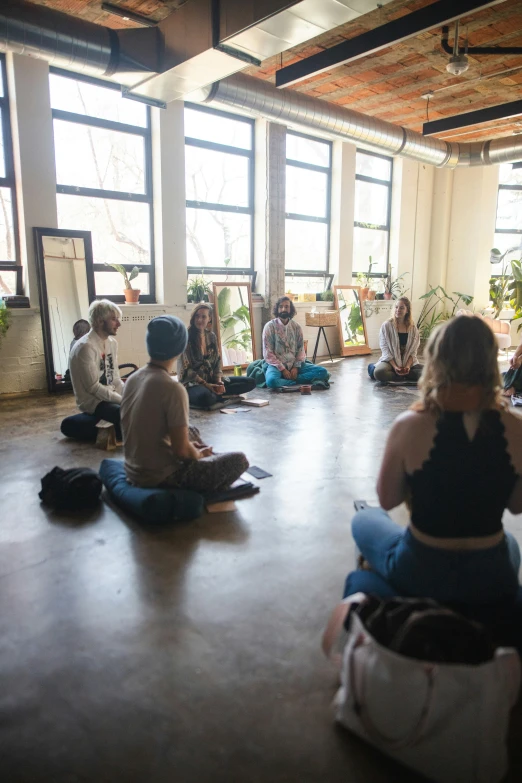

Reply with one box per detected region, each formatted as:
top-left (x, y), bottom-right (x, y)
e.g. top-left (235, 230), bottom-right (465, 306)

top-left (121, 315), bottom-right (248, 492)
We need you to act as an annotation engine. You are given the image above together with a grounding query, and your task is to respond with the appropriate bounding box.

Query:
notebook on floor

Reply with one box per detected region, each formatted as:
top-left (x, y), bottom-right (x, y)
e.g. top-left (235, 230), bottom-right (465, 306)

top-left (205, 478), bottom-right (260, 504)
top-left (240, 398), bottom-right (269, 407)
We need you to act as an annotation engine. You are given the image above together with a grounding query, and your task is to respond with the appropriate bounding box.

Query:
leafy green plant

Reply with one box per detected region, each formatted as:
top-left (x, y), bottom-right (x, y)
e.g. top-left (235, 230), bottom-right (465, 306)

top-left (0, 305), bottom-right (11, 345)
top-left (416, 285), bottom-right (473, 340)
top-left (356, 256), bottom-right (374, 289)
top-left (187, 275), bottom-right (212, 303)
top-left (104, 262), bottom-right (141, 290)
top-left (320, 288), bottom-right (334, 302)
top-left (384, 272), bottom-right (409, 299)
top-left (217, 287), bottom-right (252, 353)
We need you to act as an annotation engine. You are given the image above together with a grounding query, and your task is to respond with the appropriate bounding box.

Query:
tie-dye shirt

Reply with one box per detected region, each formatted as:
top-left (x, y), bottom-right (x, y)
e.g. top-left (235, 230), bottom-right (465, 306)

top-left (262, 318), bottom-right (306, 371)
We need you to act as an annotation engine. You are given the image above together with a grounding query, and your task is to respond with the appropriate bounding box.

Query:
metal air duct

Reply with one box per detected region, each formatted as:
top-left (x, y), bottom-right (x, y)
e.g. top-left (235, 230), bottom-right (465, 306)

top-left (195, 73), bottom-right (522, 168)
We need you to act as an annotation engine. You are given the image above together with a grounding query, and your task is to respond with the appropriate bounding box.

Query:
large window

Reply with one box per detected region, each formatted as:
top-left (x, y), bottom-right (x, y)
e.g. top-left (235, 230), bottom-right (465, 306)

top-left (494, 163), bottom-right (522, 258)
top-left (184, 103), bottom-right (254, 285)
top-left (0, 54), bottom-right (21, 296)
top-left (353, 150), bottom-right (392, 277)
top-left (50, 69), bottom-right (155, 302)
top-left (285, 131), bottom-right (332, 294)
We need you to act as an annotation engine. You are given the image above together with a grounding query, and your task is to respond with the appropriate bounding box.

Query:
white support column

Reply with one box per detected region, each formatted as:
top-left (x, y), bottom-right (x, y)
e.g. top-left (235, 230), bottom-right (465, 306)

top-left (152, 99), bottom-right (188, 308)
top-left (7, 54), bottom-right (57, 302)
top-left (446, 165), bottom-right (499, 310)
top-left (426, 167), bottom-right (454, 291)
top-left (264, 122), bottom-right (286, 321)
top-left (330, 140), bottom-right (356, 285)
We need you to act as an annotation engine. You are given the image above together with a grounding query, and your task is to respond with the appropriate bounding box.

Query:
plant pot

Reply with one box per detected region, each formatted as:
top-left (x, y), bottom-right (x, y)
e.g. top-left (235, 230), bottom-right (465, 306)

top-left (367, 290), bottom-right (376, 301)
top-left (383, 292), bottom-right (393, 300)
top-left (375, 293), bottom-right (384, 300)
top-left (124, 288), bottom-right (140, 304)
top-left (359, 287), bottom-right (369, 301)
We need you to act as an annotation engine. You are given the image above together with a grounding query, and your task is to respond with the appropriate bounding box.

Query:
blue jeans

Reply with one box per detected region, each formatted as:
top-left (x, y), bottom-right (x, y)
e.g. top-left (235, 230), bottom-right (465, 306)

top-left (265, 363), bottom-right (328, 389)
top-left (352, 508), bottom-right (521, 604)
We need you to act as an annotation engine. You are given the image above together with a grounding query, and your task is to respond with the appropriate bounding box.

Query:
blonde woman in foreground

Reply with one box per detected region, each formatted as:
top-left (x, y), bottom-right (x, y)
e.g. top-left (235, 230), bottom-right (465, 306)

top-left (353, 315), bottom-right (522, 605)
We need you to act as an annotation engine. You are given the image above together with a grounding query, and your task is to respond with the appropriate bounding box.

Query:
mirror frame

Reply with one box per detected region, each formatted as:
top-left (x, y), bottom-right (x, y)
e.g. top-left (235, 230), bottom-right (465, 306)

top-left (333, 285), bottom-right (372, 357)
top-left (212, 282), bottom-right (256, 371)
top-left (34, 227), bottom-right (95, 394)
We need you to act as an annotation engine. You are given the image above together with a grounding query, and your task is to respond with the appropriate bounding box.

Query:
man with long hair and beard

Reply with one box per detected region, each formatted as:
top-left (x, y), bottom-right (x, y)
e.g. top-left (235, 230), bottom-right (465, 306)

top-left (262, 296), bottom-right (329, 389)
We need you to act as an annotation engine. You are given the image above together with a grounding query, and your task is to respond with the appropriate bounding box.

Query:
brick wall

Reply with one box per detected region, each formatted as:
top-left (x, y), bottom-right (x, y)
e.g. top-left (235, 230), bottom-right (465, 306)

top-left (0, 310), bottom-right (47, 394)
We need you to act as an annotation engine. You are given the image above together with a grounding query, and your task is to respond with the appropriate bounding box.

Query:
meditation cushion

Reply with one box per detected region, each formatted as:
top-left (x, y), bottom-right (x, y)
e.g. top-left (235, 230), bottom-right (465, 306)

top-left (99, 459), bottom-right (204, 523)
top-left (60, 413), bottom-right (98, 442)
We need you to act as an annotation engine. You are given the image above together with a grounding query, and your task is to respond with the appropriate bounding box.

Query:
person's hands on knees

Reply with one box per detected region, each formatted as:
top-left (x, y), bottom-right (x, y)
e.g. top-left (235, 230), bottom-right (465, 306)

top-left (282, 369), bottom-right (292, 380)
top-left (290, 367), bottom-right (298, 380)
top-left (198, 446), bottom-right (214, 458)
top-left (211, 383), bottom-right (226, 395)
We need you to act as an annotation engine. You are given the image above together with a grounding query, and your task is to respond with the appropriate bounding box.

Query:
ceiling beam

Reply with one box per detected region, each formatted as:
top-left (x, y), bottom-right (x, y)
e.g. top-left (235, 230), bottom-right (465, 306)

top-left (423, 98), bottom-right (522, 136)
top-left (275, 0), bottom-right (505, 88)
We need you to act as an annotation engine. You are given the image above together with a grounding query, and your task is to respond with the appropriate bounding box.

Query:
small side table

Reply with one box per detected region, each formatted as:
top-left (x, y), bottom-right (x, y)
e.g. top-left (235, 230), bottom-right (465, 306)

top-left (305, 311), bottom-right (338, 364)
top-left (310, 325), bottom-right (334, 364)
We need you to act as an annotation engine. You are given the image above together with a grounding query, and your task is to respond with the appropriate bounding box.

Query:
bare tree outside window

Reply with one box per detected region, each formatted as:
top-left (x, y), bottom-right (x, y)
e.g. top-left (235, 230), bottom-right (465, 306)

top-left (50, 71), bottom-right (154, 301)
top-left (184, 104), bottom-right (254, 285)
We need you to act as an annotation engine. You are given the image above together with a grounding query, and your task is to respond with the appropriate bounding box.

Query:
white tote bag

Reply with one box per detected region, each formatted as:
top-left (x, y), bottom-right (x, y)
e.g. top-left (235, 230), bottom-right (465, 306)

top-left (335, 611), bottom-right (520, 783)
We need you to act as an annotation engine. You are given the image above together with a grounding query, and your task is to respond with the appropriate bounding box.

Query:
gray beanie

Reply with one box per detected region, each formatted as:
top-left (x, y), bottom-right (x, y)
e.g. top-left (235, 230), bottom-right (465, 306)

top-left (146, 315), bottom-right (188, 360)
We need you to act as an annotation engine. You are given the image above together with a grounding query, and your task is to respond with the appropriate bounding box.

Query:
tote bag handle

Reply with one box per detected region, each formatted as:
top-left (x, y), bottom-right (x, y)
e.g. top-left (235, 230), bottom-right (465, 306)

top-left (348, 636), bottom-right (436, 751)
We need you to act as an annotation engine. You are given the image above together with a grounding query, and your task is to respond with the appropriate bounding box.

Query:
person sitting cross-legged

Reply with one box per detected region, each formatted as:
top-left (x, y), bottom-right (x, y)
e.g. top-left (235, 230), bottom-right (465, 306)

top-left (263, 296), bottom-right (329, 389)
top-left (371, 297), bottom-right (423, 384)
top-left (178, 303), bottom-right (256, 409)
top-left (65, 299), bottom-right (123, 440)
top-left (121, 315), bottom-right (248, 493)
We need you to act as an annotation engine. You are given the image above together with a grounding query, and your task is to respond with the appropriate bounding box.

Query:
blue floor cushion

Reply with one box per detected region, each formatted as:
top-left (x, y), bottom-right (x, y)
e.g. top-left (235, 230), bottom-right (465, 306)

top-left (99, 459), bottom-right (204, 523)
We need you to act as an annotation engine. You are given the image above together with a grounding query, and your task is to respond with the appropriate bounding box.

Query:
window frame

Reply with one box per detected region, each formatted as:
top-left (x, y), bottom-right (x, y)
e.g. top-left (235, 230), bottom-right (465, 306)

top-left (494, 169), bottom-right (522, 254)
top-left (184, 102), bottom-right (255, 284)
top-left (0, 53), bottom-right (21, 291)
top-left (352, 148), bottom-right (393, 280)
top-left (285, 129), bottom-right (332, 290)
top-left (50, 67), bottom-right (155, 304)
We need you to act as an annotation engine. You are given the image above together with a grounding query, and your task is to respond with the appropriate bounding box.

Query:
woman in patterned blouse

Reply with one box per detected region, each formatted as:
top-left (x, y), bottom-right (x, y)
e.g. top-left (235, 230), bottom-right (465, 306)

top-left (177, 303), bottom-right (256, 409)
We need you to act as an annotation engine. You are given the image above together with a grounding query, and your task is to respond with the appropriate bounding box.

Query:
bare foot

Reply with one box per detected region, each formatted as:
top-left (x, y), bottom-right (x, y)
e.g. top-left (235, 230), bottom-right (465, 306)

top-left (503, 387), bottom-right (515, 397)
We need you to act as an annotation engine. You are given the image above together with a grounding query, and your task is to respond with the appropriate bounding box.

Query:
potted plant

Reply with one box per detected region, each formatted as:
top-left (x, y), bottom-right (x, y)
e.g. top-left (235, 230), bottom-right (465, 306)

top-left (356, 256), bottom-right (374, 301)
top-left (104, 263), bottom-right (141, 304)
top-left (384, 272), bottom-right (409, 300)
top-left (319, 288), bottom-right (334, 302)
top-left (187, 275), bottom-right (212, 303)
top-left (416, 285), bottom-right (473, 350)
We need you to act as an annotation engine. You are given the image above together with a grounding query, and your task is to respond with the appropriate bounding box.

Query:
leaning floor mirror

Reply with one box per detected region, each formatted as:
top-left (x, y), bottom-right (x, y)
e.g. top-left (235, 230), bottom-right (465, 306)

top-left (34, 228), bottom-right (95, 393)
top-left (334, 285), bottom-right (371, 357)
top-left (212, 282), bottom-right (256, 370)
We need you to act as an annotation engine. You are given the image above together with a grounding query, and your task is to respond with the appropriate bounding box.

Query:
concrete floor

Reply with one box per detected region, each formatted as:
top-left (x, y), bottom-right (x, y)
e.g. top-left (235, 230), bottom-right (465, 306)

top-left (1, 356), bottom-right (522, 783)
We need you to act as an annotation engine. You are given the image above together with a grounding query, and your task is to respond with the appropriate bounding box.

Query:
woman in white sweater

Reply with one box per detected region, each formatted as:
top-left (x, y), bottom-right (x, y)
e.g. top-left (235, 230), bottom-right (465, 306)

top-left (372, 297), bottom-right (423, 383)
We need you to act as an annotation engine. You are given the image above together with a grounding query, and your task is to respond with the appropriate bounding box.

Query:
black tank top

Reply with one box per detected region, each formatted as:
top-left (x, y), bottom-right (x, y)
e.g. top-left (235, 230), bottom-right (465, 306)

top-left (405, 410), bottom-right (518, 538)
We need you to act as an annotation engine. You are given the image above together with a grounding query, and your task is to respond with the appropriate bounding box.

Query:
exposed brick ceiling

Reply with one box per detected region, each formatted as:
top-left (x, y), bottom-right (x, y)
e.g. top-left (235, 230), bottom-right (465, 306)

top-left (31, 0), bottom-right (184, 27)
top-left (245, 0), bottom-right (522, 143)
top-left (24, 0), bottom-right (522, 142)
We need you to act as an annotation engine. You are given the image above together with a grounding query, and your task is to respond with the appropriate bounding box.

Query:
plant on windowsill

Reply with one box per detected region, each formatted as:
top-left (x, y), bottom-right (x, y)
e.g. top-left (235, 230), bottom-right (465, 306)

top-left (187, 275), bottom-right (212, 304)
top-left (384, 272), bottom-right (409, 300)
top-left (318, 288), bottom-right (334, 302)
top-left (104, 263), bottom-right (141, 304)
top-left (355, 256), bottom-right (374, 301)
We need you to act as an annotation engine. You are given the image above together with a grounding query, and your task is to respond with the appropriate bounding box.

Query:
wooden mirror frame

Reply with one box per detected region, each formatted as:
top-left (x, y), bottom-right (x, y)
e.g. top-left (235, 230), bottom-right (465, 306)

top-left (212, 282), bottom-right (256, 371)
top-left (333, 285), bottom-right (372, 357)
top-left (34, 227), bottom-right (95, 393)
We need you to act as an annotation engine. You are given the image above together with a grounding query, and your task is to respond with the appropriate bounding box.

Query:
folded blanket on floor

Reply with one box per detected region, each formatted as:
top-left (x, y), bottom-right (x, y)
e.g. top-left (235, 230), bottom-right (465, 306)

top-left (246, 359), bottom-right (331, 387)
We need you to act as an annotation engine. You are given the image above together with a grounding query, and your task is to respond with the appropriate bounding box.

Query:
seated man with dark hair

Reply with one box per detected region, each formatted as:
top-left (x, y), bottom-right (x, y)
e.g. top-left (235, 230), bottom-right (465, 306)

top-left (262, 296), bottom-right (329, 389)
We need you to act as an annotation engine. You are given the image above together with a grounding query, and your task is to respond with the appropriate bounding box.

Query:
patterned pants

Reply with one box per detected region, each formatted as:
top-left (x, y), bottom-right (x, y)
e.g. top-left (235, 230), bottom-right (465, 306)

top-left (161, 452), bottom-right (249, 493)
